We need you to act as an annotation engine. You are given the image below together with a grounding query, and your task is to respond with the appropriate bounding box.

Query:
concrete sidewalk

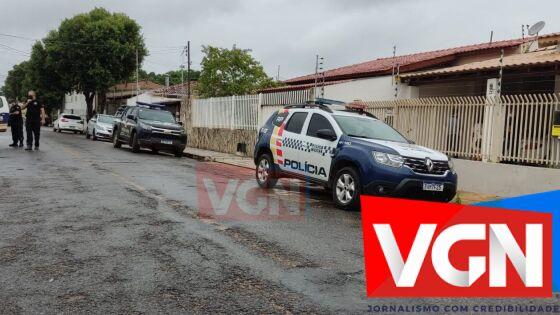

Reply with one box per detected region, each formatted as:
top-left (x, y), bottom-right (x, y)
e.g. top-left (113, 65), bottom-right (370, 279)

top-left (183, 147), bottom-right (498, 205)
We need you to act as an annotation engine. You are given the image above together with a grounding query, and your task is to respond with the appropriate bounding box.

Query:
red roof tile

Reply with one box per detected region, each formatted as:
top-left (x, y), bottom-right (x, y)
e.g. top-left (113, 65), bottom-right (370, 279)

top-left (286, 36), bottom-right (534, 84)
top-left (153, 81), bottom-right (198, 96)
top-left (259, 79), bottom-right (353, 93)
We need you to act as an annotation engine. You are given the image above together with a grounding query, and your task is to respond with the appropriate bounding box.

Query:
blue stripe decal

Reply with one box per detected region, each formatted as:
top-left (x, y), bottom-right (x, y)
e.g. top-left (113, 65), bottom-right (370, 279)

top-left (476, 190), bottom-right (560, 292)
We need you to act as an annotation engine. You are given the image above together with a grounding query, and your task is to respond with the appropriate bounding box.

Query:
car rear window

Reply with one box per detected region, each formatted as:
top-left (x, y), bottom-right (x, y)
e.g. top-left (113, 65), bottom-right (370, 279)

top-left (273, 111), bottom-right (289, 127)
top-left (63, 115), bottom-right (81, 120)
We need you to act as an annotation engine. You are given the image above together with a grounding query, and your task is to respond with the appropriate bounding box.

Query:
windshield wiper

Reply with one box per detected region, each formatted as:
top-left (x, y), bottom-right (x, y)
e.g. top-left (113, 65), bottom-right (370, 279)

top-left (347, 134), bottom-right (371, 139)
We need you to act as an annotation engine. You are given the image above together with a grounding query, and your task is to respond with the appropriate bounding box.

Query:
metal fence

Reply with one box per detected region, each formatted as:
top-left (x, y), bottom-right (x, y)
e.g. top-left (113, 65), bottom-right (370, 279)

top-left (192, 89), bottom-right (313, 130)
top-left (190, 91), bottom-right (560, 167)
top-left (192, 95), bottom-right (259, 130)
top-left (364, 95), bottom-right (560, 166)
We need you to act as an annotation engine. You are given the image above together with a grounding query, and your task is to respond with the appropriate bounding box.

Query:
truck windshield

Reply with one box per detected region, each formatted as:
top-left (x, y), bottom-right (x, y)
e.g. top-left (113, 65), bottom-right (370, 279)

top-left (333, 115), bottom-right (408, 143)
top-left (138, 109), bottom-right (175, 123)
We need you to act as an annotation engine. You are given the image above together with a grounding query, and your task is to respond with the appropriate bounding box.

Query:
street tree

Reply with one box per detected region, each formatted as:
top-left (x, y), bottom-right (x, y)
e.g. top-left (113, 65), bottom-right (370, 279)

top-left (25, 42), bottom-right (67, 115)
top-left (3, 61), bottom-right (29, 101)
top-left (198, 45), bottom-right (280, 98)
top-left (45, 8), bottom-right (146, 119)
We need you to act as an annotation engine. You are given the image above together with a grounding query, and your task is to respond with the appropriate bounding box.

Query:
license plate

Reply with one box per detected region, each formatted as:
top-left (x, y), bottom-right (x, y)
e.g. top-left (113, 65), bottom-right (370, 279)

top-left (161, 139), bottom-right (173, 145)
top-left (422, 182), bottom-right (444, 192)
top-left (69, 126), bottom-right (75, 129)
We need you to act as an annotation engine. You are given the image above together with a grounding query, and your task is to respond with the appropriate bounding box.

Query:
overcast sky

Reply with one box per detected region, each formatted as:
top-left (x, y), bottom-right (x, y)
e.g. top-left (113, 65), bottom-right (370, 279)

top-left (1, 0), bottom-right (560, 86)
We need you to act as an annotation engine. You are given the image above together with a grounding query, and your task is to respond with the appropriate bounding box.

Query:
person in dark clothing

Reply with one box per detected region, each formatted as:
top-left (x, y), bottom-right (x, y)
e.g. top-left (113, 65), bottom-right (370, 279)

top-left (8, 100), bottom-right (24, 147)
top-left (20, 90), bottom-right (45, 151)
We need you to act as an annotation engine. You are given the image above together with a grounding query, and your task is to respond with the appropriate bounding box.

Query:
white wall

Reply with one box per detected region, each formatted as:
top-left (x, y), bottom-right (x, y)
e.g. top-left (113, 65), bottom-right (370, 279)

top-left (63, 92), bottom-right (95, 117)
top-left (321, 76), bottom-right (419, 102)
top-left (126, 93), bottom-right (177, 106)
top-left (454, 159), bottom-right (560, 197)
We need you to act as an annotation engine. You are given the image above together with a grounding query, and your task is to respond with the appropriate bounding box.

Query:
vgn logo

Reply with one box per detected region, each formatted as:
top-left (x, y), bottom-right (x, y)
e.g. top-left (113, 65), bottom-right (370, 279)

top-left (361, 196), bottom-right (552, 297)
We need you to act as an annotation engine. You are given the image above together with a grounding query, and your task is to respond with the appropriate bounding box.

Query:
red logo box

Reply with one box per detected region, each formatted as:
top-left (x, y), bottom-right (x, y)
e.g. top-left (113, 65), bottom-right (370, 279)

top-left (361, 196), bottom-right (552, 297)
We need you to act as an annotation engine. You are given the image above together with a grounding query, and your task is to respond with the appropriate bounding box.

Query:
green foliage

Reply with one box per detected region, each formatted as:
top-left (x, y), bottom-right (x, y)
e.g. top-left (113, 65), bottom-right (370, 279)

top-left (3, 61), bottom-right (29, 101)
top-left (138, 69), bottom-right (200, 86)
top-left (3, 8), bottom-right (146, 118)
top-left (26, 42), bottom-right (67, 114)
top-left (198, 45), bottom-right (278, 98)
top-left (45, 7), bottom-right (147, 117)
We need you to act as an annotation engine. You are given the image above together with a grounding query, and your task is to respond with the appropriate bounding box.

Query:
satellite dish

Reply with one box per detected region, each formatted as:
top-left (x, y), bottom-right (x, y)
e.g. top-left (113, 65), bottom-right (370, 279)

top-left (528, 21), bottom-right (545, 36)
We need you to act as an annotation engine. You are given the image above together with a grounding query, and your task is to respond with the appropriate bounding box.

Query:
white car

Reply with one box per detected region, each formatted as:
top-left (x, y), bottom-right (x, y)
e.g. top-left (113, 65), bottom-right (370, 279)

top-left (86, 114), bottom-right (115, 140)
top-left (53, 114), bottom-right (84, 134)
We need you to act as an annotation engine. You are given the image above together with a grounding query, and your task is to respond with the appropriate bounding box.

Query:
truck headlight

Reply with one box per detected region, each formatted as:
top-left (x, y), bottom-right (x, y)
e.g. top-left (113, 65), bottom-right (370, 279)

top-left (373, 151), bottom-right (404, 168)
top-left (138, 121), bottom-right (152, 131)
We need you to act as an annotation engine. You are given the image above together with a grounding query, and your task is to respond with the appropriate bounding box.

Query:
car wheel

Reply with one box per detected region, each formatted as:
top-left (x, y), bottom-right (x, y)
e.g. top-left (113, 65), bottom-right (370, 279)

top-left (86, 130), bottom-right (90, 139)
top-left (58, 128), bottom-right (61, 133)
top-left (131, 132), bottom-right (140, 153)
top-left (255, 153), bottom-right (277, 188)
top-left (151, 148), bottom-right (159, 155)
top-left (92, 129), bottom-right (97, 141)
top-left (173, 148), bottom-right (183, 157)
top-left (112, 131), bottom-right (122, 148)
top-left (332, 166), bottom-right (361, 211)
top-left (73, 131), bottom-right (77, 134)
top-left (53, 128), bottom-right (56, 132)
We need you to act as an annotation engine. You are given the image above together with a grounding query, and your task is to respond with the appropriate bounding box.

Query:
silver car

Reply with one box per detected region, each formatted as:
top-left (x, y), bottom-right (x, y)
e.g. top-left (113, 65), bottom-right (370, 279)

top-left (86, 114), bottom-right (115, 141)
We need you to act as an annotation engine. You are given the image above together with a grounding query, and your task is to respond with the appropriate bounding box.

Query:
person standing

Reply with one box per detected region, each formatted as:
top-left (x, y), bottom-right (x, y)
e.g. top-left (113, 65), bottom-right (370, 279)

top-left (20, 90), bottom-right (45, 151)
top-left (8, 100), bottom-right (24, 147)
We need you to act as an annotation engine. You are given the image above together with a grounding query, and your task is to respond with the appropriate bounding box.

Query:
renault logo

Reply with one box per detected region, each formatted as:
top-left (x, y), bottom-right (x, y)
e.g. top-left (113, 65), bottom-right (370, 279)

top-left (425, 158), bottom-right (434, 172)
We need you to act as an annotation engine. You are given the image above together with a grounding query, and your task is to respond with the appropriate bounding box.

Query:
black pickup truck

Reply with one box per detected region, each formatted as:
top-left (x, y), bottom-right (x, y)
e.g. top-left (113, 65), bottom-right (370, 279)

top-left (112, 105), bottom-right (187, 157)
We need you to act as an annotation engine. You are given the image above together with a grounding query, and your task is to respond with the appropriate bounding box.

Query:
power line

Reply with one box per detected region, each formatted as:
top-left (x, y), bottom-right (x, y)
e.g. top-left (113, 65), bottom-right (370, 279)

top-left (0, 43), bottom-right (30, 56)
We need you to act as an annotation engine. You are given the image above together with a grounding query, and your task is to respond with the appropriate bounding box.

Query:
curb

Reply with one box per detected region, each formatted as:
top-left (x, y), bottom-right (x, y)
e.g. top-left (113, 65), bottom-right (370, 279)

top-left (183, 151), bottom-right (255, 170)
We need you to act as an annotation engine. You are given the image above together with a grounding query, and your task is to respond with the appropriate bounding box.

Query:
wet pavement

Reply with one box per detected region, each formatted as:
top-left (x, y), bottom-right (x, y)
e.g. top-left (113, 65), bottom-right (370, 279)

top-left (0, 129), bottom-right (558, 314)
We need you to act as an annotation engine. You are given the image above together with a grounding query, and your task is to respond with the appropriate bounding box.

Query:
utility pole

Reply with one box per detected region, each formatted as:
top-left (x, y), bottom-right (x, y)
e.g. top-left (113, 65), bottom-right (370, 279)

top-left (187, 41), bottom-right (191, 106)
top-left (277, 65), bottom-right (280, 81)
top-left (314, 55), bottom-right (324, 98)
top-left (136, 48), bottom-right (139, 101)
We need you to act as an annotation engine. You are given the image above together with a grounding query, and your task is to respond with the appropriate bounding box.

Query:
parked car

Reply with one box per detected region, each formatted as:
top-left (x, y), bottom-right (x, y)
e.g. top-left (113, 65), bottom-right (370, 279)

top-left (53, 114), bottom-right (84, 134)
top-left (112, 105), bottom-right (187, 157)
top-left (86, 114), bottom-right (115, 140)
top-left (253, 100), bottom-right (457, 210)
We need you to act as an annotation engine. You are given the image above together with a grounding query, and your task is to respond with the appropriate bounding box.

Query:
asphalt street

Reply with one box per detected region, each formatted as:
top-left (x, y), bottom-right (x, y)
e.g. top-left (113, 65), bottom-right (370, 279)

top-left (0, 128), bottom-right (558, 314)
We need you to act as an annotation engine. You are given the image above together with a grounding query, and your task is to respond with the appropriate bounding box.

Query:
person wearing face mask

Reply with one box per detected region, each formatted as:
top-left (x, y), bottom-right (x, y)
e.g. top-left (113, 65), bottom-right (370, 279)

top-left (20, 90), bottom-right (45, 151)
top-left (8, 100), bottom-right (24, 147)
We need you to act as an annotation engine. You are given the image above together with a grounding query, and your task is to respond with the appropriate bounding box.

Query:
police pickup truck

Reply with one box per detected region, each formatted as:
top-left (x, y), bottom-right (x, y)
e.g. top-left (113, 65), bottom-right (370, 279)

top-left (112, 103), bottom-right (187, 157)
top-left (254, 99), bottom-right (457, 210)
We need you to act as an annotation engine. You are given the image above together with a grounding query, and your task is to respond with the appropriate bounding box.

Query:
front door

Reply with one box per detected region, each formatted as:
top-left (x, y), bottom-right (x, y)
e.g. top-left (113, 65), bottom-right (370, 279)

top-left (299, 113), bottom-right (339, 182)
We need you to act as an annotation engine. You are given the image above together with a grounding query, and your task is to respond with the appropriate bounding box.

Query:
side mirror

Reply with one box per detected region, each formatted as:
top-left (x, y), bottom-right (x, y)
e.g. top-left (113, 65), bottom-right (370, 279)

top-left (316, 129), bottom-right (337, 141)
top-left (177, 121), bottom-right (183, 126)
top-left (127, 114), bottom-right (135, 120)
top-left (408, 139), bottom-right (416, 144)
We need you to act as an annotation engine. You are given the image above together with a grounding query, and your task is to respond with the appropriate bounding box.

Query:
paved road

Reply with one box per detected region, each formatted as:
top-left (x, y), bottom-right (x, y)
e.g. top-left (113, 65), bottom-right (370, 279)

top-left (0, 129), bottom-right (558, 314)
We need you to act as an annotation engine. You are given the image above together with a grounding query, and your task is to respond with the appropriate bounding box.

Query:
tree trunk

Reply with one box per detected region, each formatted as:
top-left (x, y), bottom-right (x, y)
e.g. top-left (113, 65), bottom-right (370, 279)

top-left (98, 91), bottom-right (107, 114)
top-left (84, 91), bottom-right (95, 121)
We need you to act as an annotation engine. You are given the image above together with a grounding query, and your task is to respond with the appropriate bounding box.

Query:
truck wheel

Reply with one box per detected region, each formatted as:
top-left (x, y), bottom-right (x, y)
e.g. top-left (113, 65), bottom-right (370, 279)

top-left (112, 131), bottom-right (121, 148)
top-left (256, 153), bottom-right (277, 189)
top-left (131, 132), bottom-right (140, 153)
top-left (332, 166), bottom-right (361, 211)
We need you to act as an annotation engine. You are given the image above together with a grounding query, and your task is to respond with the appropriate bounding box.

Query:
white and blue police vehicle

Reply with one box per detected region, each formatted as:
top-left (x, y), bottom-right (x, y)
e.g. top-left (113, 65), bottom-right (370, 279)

top-left (254, 99), bottom-right (457, 210)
